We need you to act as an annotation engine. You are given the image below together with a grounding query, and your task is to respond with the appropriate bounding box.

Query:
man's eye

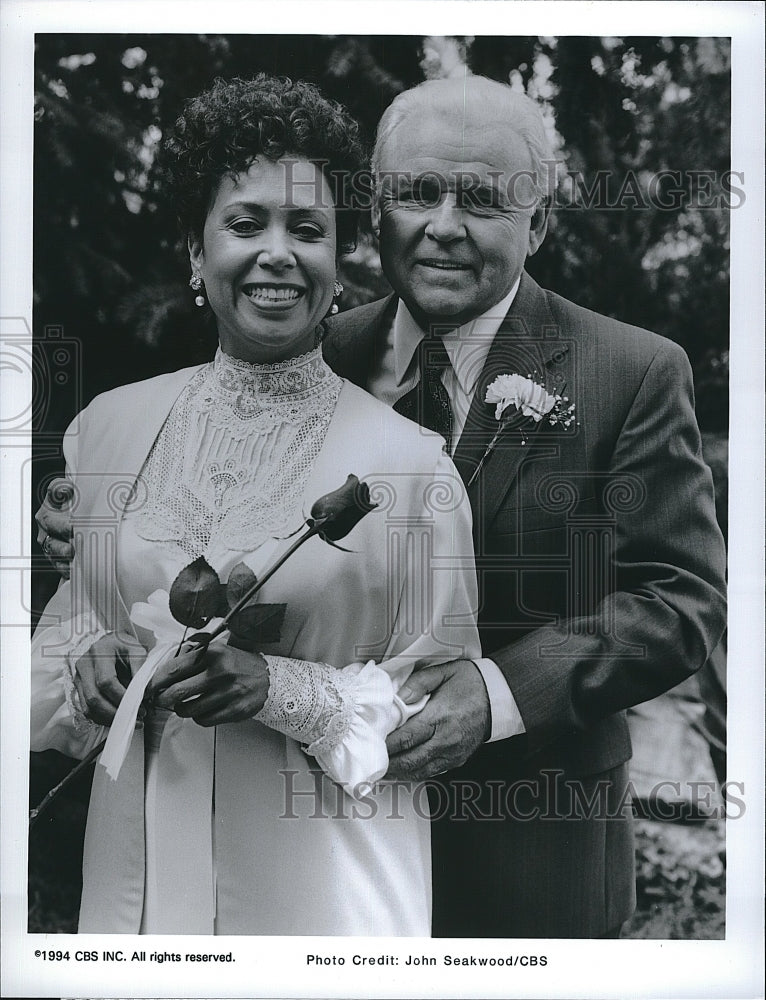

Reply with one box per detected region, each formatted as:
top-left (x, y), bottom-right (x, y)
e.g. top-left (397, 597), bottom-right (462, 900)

top-left (392, 180), bottom-right (444, 208)
top-left (458, 188), bottom-right (503, 213)
top-left (410, 182), bottom-right (443, 206)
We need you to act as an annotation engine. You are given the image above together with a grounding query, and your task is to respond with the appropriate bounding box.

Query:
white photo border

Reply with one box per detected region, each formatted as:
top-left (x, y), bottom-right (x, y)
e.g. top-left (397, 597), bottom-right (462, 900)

top-left (2, 2), bottom-right (763, 998)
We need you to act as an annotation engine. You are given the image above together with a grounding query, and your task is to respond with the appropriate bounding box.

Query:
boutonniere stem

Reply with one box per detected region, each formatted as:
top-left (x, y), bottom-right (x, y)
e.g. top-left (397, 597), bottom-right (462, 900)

top-left (466, 418), bottom-right (511, 488)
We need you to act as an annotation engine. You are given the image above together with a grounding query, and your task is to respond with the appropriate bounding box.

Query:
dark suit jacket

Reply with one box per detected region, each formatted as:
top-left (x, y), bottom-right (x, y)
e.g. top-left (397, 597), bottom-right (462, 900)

top-left (324, 272), bottom-right (727, 936)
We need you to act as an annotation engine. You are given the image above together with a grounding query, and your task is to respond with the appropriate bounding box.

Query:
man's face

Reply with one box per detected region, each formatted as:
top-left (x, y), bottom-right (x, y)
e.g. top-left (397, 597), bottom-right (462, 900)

top-left (374, 107), bottom-right (545, 331)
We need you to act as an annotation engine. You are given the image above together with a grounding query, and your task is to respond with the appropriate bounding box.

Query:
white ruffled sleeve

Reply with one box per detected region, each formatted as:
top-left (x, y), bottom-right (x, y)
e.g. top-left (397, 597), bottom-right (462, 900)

top-left (30, 583), bottom-right (109, 759)
top-left (30, 408), bottom-right (110, 759)
top-left (255, 656), bottom-right (419, 798)
top-left (255, 449), bottom-right (481, 798)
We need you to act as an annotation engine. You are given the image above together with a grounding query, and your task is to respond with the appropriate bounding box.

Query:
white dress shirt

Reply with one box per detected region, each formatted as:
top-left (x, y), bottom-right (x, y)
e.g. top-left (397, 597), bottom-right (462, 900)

top-left (366, 279), bottom-right (526, 742)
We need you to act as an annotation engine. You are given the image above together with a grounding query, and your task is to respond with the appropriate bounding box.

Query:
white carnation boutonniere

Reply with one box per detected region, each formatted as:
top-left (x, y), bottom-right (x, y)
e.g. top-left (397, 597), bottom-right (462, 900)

top-left (466, 373), bottom-right (577, 487)
top-left (485, 373), bottom-right (576, 431)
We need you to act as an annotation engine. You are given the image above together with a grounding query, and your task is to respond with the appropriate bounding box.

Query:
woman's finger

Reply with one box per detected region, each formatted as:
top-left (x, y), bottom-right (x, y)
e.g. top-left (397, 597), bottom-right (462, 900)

top-left (119, 638), bottom-right (148, 679)
top-left (152, 669), bottom-right (211, 710)
top-left (146, 646), bottom-right (207, 698)
top-left (171, 686), bottom-right (231, 719)
top-left (74, 661), bottom-right (117, 725)
top-left (189, 707), bottom-right (243, 728)
top-left (169, 669), bottom-right (268, 723)
top-left (92, 654), bottom-right (129, 708)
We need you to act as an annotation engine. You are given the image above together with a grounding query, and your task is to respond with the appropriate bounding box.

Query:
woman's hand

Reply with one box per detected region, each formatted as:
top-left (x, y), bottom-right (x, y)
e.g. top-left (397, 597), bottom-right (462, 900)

top-left (73, 632), bottom-right (146, 725)
top-left (146, 643), bottom-right (270, 727)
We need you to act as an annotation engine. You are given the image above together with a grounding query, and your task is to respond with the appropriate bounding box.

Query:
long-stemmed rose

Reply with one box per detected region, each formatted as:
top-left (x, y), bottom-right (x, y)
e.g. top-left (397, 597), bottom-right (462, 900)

top-left (30, 475), bottom-right (377, 828)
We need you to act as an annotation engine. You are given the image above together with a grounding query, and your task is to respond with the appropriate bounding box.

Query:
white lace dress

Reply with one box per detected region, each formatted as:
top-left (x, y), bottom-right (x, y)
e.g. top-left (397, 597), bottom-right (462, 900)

top-left (31, 347), bottom-right (481, 936)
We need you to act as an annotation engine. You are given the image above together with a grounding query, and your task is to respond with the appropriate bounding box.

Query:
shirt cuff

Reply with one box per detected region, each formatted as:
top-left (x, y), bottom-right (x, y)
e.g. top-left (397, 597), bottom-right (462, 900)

top-left (474, 657), bottom-right (526, 742)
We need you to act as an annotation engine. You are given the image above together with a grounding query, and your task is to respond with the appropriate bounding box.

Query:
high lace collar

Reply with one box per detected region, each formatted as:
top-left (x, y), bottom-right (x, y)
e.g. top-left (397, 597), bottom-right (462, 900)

top-left (211, 346), bottom-right (334, 401)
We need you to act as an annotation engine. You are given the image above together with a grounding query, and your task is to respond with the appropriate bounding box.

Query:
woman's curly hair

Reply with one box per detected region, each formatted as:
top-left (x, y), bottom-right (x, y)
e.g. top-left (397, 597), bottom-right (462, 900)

top-left (163, 75), bottom-right (367, 254)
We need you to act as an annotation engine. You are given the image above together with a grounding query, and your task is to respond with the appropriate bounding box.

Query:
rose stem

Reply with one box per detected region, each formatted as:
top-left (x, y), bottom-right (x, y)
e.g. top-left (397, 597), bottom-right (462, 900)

top-left (204, 520), bottom-right (324, 641)
top-left (30, 519), bottom-right (327, 827)
top-left (29, 738), bottom-right (106, 830)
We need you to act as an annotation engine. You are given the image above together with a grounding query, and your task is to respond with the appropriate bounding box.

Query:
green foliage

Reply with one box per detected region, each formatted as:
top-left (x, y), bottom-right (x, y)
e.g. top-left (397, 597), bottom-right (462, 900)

top-left (526, 38), bottom-right (730, 403)
top-left (28, 751), bottom-right (89, 933)
top-left (34, 34), bottom-right (730, 414)
top-left (625, 818), bottom-right (726, 939)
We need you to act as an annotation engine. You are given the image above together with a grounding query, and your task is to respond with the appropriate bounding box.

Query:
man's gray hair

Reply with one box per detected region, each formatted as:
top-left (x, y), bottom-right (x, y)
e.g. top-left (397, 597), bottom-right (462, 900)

top-left (372, 75), bottom-right (556, 204)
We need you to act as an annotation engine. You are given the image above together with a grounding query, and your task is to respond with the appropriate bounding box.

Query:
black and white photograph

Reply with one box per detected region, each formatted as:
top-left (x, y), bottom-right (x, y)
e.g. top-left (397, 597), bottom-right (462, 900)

top-left (1, 2), bottom-right (763, 998)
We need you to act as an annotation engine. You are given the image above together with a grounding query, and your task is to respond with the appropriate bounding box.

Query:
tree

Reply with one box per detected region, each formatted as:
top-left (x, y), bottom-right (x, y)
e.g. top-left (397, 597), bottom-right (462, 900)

top-left (32, 33), bottom-right (731, 608)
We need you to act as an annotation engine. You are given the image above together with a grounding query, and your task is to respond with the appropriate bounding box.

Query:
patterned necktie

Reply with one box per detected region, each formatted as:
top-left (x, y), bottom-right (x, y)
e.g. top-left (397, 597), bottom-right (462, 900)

top-left (394, 337), bottom-right (454, 451)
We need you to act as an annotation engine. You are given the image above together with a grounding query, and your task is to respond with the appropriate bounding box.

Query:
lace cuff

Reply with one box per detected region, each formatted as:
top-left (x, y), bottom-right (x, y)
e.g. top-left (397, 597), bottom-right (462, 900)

top-left (255, 656), bottom-right (399, 798)
top-left (256, 656), bottom-right (356, 754)
top-left (64, 626), bottom-right (110, 736)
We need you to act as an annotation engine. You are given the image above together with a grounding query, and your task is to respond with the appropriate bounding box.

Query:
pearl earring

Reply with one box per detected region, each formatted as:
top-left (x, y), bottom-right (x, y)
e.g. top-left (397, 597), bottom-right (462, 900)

top-left (189, 272), bottom-right (205, 307)
top-left (330, 279), bottom-right (343, 316)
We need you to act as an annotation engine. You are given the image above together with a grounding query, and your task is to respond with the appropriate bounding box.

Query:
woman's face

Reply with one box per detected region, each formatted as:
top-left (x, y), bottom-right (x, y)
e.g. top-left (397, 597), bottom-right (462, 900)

top-left (190, 156), bottom-right (337, 363)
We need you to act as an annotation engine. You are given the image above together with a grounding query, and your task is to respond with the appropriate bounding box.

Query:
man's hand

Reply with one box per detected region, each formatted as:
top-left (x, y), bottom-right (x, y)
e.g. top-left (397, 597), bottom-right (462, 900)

top-left (73, 632), bottom-right (146, 725)
top-left (385, 659), bottom-right (491, 780)
top-left (36, 478), bottom-right (75, 579)
top-left (147, 642), bottom-right (270, 728)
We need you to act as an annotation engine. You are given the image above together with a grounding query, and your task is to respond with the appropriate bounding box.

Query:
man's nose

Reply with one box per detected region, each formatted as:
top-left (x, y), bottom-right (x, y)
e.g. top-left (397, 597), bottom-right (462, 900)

top-left (424, 195), bottom-right (466, 242)
top-left (257, 227), bottom-right (296, 269)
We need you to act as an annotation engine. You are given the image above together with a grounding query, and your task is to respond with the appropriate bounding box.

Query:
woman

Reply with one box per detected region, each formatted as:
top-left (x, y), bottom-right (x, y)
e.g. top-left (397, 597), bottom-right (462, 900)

top-left (31, 75), bottom-right (480, 935)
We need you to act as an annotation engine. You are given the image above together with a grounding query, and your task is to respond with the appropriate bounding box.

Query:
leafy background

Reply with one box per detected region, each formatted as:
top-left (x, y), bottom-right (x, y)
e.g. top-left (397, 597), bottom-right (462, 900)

top-left (30, 33), bottom-right (730, 937)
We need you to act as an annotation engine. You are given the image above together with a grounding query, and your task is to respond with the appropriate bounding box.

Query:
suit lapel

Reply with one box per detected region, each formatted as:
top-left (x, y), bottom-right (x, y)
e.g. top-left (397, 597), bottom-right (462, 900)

top-left (325, 279), bottom-right (574, 531)
top-left (322, 293), bottom-right (397, 385)
top-left (453, 273), bottom-right (573, 527)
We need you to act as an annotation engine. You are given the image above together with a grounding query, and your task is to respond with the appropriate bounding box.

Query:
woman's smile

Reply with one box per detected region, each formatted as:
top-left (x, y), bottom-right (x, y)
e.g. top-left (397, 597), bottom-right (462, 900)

top-left (241, 282), bottom-right (306, 310)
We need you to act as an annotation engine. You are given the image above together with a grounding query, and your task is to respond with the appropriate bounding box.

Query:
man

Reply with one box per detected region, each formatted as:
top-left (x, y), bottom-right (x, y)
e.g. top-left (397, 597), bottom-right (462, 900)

top-left (37, 76), bottom-right (727, 937)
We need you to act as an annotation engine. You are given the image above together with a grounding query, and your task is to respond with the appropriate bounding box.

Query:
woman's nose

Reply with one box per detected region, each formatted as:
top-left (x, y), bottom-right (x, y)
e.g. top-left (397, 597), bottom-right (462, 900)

top-left (257, 228), bottom-right (296, 269)
top-left (424, 195), bottom-right (466, 243)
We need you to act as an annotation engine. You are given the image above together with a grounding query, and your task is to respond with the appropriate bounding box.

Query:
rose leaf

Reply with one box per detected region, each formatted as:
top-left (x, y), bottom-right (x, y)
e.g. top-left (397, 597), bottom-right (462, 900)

top-left (228, 603), bottom-right (287, 648)
top-left (169, 556), bottom-right (223, 628)
top-left (226, 561), bottom-right (259, 610)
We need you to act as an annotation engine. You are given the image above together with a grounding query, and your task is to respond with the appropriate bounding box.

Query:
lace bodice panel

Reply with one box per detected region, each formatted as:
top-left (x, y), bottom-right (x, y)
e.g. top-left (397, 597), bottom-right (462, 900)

top-left (128, 347), bottom-right (343, 566)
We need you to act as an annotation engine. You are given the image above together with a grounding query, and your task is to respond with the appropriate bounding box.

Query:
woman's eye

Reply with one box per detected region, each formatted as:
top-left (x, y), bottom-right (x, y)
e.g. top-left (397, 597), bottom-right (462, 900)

top-left (230, 219), bottom-right (261, 235)
top-left (293, 223), bottom-right (325, 239)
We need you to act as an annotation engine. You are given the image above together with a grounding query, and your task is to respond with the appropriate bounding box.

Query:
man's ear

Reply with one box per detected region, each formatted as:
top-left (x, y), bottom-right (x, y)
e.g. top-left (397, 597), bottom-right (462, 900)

top-left (527, 198), bottom-right (550, 257)
top-left (371, 197), bottom-right (381, 239)
top-left (188, 232), bottom-right (204, 272)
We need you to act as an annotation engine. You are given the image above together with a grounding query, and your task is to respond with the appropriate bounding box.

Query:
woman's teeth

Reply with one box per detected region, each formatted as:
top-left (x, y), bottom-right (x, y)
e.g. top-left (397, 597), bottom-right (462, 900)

top-left (244, 286), bottom-right (301, 302)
